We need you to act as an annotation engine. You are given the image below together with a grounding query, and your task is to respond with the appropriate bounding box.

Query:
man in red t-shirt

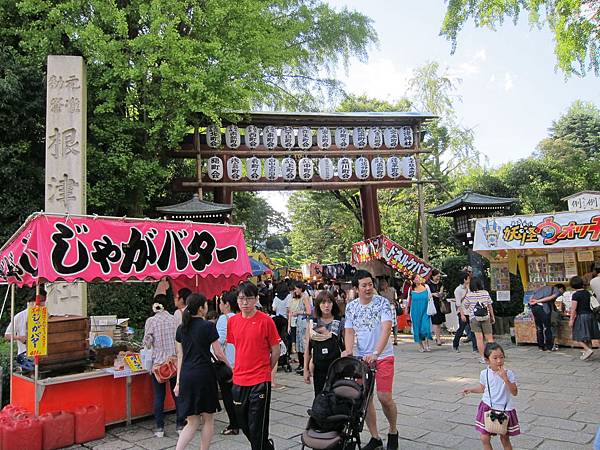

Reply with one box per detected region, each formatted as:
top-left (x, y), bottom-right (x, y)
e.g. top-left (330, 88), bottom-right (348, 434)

top-left (227, 281), bottom-right (281, 450)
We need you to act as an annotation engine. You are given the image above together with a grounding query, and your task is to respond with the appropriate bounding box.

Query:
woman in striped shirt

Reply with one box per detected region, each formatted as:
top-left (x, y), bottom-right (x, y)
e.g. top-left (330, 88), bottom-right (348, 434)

top-left (463, 278), bottom-right (495, 364)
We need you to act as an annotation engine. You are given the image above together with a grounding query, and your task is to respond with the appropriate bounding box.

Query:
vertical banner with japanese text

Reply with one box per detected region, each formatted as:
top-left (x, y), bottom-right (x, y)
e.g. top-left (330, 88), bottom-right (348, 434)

top-left (27, 305), bottom-right (48, 357)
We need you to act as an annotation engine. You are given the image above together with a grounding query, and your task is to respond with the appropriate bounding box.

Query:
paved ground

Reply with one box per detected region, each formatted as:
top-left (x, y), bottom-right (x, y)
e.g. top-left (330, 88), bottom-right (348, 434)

top-left (68, 335), bottom-right (600, 449)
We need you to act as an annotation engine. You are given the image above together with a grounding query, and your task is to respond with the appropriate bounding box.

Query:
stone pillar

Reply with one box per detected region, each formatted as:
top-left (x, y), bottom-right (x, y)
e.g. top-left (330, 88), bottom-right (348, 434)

top-left (44, 56), bottom-right (87, 316)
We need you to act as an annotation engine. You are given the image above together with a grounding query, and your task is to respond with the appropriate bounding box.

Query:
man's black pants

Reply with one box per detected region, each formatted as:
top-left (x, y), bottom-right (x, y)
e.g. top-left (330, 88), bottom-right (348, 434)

top-left (232, 382), bottom-right (274, 450)
top-left (531, 304), bottom-right (553, 350)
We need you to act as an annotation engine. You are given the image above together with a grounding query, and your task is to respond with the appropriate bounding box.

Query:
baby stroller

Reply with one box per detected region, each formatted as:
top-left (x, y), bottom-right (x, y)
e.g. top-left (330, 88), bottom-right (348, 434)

top-left (301, 357), bottom-right (375, 450)
top-left (272, 315), bottom-right (293, 373)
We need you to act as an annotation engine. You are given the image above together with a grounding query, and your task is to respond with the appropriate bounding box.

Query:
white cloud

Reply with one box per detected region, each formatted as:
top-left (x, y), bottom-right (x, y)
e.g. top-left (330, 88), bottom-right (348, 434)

top-left (448, 48), bottom-right (488, 78)
top-left (336, 58), bottom-right (413, 101)
top-left (504, 72), bottom-right (514, 92)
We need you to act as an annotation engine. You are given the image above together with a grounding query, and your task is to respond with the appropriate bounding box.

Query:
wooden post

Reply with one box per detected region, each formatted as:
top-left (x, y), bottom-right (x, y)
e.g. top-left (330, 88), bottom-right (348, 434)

top-left (194, 126), bottom-right (202, 199)
top-left (415, 124), bottom-right (429, 261)
top-left (359, 186), bottom-right (381, 239)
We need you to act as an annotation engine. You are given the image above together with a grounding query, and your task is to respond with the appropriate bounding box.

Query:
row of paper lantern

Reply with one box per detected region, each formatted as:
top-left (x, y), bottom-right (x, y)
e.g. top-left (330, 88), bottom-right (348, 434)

top-left (206, 155), bottom-right (416, 181)
top-left (206, 124), bottom-right (414, 150)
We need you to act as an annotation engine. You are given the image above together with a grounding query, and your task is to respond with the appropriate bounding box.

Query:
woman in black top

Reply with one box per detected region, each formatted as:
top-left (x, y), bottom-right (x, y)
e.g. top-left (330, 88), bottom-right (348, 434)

top-left (427, 269), bottom-right (446, 346)
top-left (174, 294), bottom-right (231, 450)
top-left (569, 276), bottom-right (600, 361)
top-left (303, 291), bottom-right (343, 396)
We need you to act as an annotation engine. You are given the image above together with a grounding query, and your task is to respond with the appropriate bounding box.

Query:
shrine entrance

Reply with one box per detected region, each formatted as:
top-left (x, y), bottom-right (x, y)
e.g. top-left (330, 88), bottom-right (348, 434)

top-left (170, 111), bottom-right (436, 258)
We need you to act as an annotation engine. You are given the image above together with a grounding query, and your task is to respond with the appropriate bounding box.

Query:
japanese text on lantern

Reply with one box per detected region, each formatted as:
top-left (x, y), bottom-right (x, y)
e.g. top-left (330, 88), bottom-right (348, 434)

top-left (27, 305), bottom-right (48, 357)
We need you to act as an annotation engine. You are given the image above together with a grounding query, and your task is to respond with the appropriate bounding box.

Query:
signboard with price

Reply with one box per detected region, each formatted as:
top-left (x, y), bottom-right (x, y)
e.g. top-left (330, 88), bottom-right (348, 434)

top-left (27, 305), bottom-right (48, 356)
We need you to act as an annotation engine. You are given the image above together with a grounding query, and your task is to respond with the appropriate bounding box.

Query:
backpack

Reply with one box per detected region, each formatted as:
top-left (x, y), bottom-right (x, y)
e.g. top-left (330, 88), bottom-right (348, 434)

top-left (309, 391), bottom-right (354, 431)
top-left (473, 302), bottom-right (489, 321)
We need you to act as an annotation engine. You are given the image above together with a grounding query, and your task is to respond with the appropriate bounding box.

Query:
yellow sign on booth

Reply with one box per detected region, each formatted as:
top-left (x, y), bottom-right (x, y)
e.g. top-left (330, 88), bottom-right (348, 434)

top-left (124, 354), bottom-right (144, 372)
top-left (27, 305), bottom-right (48, 357)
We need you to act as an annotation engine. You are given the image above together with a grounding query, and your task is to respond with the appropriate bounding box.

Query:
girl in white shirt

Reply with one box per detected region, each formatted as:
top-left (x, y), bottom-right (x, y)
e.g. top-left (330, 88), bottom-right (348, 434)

top-left (462, 343), bottom-right (520, 450)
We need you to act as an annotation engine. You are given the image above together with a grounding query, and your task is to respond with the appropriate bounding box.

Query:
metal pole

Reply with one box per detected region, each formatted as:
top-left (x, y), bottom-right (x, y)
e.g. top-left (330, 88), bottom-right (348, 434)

top-left (9, 284), bottom-right (14, 403)
top-left (414, 124), bottom-right (429, 262)
top-left (34, 284), bottom-right (40, 417)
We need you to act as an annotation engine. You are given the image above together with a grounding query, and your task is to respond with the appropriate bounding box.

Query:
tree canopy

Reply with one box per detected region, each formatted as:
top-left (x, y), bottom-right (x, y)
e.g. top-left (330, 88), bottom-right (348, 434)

top-left (441, 0), bottom-right (600, 77)
top-left (0, 0), bottom-right (377, 243)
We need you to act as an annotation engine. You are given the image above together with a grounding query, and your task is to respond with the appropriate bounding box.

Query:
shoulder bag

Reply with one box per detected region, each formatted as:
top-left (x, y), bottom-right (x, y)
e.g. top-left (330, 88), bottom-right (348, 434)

top-left (484, 369), bottom-right (508, 435)
top-left (439, 291), bottom-right (451, 314)
top-left (473, 301), bottom-right (490, 322)
top-left (152, 356), bottom-right (177, 383)
top-left (425, 285), bottom-right (437, 316)
top-left (210, 353), bottom-right (233, 383)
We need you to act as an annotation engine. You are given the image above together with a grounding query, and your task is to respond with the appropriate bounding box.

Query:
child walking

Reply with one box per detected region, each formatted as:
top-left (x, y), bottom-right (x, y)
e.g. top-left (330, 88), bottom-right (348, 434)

top-left (462, 343), bottom-right (520, 450)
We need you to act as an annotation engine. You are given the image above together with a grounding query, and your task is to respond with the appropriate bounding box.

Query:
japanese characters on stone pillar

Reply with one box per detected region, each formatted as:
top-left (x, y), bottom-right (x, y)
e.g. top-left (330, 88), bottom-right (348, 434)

top-left (45, 55), bottom-right (88, 316)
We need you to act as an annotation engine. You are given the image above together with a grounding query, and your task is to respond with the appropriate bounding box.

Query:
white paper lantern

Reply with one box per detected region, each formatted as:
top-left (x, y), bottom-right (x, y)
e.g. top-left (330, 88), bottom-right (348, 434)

top-left (401, 156), bottom-right (416, 179)
top-left (227, 156), bottom-right (242, 181)
top-left (386, 156), bottom-right (401, 179)
top-left (264, 157), bottom-right (280, 181)
top-left (383, 127), bottom-right (399, 148)
top-left (318, 158), bottom-right (334, 180)
top-left (298, 126), bottom-right (312, 149)
top-left (352, 127), bottom-right (367, 149)
top-left (335, 127), bottom-right (350, 149)
top-left (354, 156), bottom-right (370, 180)
top-left (281, 157), bottom-right (296, 181)
top-left (281, 126), bottom-right (295, 150)
top-left (337, 157), bottom-right (353, 180)
top-left (371, 156), bottom-right (386, 179)
top-left (368, 128), bottom-right (383, 149)
top-left (317, 127), bottom-right (331, 149)
top-left (245, 125), bottom-right (260, 149)
top-left (225, 125), bottom-right (240, 149)
top-left (399, 126), bottom-right (414, 148)
top-left (246, 156), bottom-right (262, 181)
top-left (298, 158), bottom-right (313, 181)
top-left (206, 124), bottom-right (221, 148)
top-left (263, 125), bottom-right (277, 150)
top-left (207, 156), bottom-right (223, 181)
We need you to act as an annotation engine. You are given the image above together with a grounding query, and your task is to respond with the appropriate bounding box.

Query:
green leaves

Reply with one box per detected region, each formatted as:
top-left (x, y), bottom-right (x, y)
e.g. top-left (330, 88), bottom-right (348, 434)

top-left (441, 0), bottom-right (600, 77)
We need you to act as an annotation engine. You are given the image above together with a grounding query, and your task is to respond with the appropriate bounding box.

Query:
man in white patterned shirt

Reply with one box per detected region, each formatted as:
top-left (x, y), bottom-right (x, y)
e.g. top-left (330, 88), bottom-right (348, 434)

top-left (343, 270), bottom-right (398, 450)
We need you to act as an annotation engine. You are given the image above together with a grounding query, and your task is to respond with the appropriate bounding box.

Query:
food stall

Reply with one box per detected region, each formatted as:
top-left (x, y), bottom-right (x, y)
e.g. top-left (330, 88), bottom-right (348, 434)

top-left (472, 209), bottom-right (600, 347)
top-left (0, 212), bottom-right (251, 423)
top-left (351, 235), bottom-right (435, 330)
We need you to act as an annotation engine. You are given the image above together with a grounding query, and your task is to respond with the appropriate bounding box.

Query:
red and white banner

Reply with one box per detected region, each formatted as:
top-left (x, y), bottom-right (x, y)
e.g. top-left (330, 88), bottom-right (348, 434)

top-left (351, 235), bottom-right (433, 281)
top-left (0, 214), bottom-right (251, 297)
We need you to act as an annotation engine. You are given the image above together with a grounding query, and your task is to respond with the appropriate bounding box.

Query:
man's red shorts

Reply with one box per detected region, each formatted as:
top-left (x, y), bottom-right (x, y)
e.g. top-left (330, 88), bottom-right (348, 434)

top-left (375, 356), bottom-right (394, 393)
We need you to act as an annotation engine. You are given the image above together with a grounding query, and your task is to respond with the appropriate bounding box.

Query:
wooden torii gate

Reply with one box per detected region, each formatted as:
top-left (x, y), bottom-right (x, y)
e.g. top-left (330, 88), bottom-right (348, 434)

top-left (170, 111), bottom-right (436, 257)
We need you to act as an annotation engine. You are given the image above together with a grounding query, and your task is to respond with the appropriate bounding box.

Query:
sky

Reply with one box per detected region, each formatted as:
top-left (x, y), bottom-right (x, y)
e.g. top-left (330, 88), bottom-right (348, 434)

top-left (261, 1), bottom-right (600, 214)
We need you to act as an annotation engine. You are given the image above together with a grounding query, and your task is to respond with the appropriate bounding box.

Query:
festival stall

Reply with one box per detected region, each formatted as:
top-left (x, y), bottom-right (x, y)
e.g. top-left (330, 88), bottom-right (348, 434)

top-left (473, 209), bottom-right (600, 347)
top-left (0, 212), bottom-right (251, 424)
top-left (351, 235), bottom-right (435, 330)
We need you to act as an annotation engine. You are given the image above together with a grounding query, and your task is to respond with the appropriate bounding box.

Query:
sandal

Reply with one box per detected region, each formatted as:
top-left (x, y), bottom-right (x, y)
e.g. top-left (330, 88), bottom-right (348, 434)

top-left (221, 427), bottom-right (239, 435)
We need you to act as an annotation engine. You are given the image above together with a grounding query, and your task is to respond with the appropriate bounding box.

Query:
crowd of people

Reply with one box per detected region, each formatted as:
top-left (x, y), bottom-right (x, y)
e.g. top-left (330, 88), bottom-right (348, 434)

top-left (5, 263), bottom-right (598, 450)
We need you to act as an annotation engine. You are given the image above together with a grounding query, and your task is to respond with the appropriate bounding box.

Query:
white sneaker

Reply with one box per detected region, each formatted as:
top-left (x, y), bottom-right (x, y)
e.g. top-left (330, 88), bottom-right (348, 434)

top-left (580, 349), bottom-right (594, 361)
top-left (479, 357), bottom-right (486, 364)
top-left (153, 428), bottom-right (165, 438)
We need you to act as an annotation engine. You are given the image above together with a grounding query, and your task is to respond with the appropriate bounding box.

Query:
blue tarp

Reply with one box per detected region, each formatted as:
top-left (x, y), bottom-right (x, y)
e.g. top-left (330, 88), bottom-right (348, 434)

top-left (249, 256), bottom-right (271, 276)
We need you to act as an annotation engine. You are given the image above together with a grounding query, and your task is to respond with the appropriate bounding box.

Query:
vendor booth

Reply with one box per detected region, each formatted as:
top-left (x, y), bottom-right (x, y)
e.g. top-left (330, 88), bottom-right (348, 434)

top-left (473, 209), bottom-right (600, 347)
top-left (0, 212), bottom-right (251, 424)
top-left (351, 235), bottom-right (435, 330)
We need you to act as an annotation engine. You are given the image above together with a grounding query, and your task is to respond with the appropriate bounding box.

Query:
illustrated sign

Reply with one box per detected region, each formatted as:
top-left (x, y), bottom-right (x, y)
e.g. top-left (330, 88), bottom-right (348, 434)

top-left (474, 211), bottom-right (600, 251)
top-left (351, 235), bottom-right (433, 280)
top-left (0, 214), bottom-right (251, 288)
top-left (27, 305), bottom-right (48, 357)
top-left (124, 353), bottom-right (144, 372)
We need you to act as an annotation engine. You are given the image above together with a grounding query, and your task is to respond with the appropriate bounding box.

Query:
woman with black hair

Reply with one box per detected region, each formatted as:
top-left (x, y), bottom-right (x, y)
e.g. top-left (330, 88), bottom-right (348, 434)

top-left (569, 275), bottom-right (600, 361)
top-left (303, 290), bottom-right (343, 396)
top-left (174, 294), bottom-right (231, 450)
